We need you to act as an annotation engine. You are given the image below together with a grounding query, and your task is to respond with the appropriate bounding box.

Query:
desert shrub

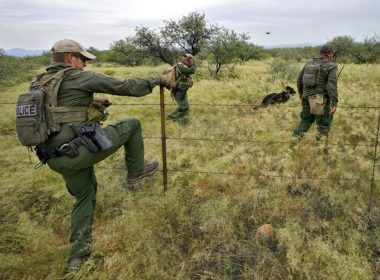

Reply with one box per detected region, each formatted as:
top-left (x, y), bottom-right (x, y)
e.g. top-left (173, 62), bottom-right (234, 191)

top-left (267, 46), bottom-right (319, 61)
top-left (0, 54), bottom-right (50, 88)
top-left (267, 58), bottom-right (300, 86)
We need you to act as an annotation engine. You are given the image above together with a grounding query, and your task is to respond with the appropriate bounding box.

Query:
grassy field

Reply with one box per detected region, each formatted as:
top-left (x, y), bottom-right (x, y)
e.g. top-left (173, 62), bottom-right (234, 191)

top-left (0, 60), bottom-right (379, 279)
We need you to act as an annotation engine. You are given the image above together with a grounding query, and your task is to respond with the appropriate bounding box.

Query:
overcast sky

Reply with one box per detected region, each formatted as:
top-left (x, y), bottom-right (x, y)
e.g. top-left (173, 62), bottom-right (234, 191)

top-left (1, 0), bottom-right (379, 50)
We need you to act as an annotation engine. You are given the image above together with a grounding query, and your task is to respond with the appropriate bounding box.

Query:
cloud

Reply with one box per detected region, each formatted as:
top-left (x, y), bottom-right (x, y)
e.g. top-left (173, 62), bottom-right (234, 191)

top-left (204, 0), bottom-right (380, 45)
top-left (1, 0), bottom-right (379, 49)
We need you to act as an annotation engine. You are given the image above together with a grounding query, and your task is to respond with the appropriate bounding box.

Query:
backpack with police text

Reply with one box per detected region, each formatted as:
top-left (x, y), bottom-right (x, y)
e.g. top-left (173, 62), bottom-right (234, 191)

top-left (16, 68), bottom-right (88, 146)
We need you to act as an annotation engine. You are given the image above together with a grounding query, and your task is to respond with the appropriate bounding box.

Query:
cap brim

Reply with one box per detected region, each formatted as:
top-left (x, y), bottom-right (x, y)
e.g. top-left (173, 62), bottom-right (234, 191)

top-left (79, 50), bottom-right (96, 60)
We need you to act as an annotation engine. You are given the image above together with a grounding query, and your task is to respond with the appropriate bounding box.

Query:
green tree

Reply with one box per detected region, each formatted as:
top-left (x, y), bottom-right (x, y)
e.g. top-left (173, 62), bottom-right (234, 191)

top-left (109, 38), bottom-right (148, 66)
top-left (232, 35), bottom-right (258, 62)
top-left (133, 12), bottom-right (218, 65)
top-left (206, 28), bottom-right (250, 78)
top-left (87, 47), bottom-right (102, 58)
top-left (161, 12), bottom-right (218, 56)
top-left (133, 26), bottom-right (179, 65)
top-left (351, 35), bottom-right (380, 64)
top-left (327, 35), bottom-right (355, 60)
top-left (248, 44), bottom-right (270, 60)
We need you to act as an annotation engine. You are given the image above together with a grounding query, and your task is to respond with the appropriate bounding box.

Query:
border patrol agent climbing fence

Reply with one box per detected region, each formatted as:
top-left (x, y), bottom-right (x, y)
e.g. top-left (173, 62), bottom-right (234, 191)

top-left (166, 53), bottom-right (196, 123)
top-left (15, 38), bottom-right (174, 271)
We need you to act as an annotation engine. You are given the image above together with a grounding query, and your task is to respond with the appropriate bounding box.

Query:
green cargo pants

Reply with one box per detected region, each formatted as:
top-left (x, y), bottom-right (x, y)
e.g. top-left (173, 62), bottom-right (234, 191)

top-left (47, 118), bottom-right (145, 258)
top-left (293, 97), bottom-right (333, 139)
top-left (168, 87), bottom-right (189, 120)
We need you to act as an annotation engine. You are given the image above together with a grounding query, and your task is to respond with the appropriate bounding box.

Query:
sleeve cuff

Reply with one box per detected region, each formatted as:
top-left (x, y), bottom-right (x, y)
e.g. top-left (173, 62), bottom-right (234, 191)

top-left (148, 77), bottom-right (161, 91)
top-left (153, 77), bottom-right (161, 86)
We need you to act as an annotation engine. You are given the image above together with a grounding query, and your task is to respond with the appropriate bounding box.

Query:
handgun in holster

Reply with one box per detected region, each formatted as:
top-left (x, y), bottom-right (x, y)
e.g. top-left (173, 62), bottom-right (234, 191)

top-left (72, 123), bottom-right (113, 152)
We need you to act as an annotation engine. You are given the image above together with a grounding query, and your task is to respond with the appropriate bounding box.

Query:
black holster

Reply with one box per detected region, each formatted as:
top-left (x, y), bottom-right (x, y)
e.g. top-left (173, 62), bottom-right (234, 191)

top-left (74, 123), bottom-right (113, 152)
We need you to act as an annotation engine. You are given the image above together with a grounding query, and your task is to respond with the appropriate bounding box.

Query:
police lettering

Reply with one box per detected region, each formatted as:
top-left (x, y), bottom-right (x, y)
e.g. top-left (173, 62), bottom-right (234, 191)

top-left (16, 104), bottom-right (37, 117)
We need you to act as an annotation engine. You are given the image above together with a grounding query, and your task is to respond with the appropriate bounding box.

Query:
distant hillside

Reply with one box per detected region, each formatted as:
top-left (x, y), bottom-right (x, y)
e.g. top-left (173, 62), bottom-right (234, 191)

top-left (4, 48), bottom-right (46, 57)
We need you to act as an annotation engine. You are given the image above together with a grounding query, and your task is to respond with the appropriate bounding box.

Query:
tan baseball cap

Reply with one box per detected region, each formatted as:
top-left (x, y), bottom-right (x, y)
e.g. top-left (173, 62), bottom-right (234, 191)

top-left (51, 38), bottom-right (96, 60)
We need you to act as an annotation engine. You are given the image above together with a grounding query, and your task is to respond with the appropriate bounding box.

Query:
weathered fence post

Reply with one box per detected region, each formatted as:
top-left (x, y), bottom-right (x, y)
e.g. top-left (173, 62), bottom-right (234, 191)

top-left (368, 111), bottom-right (380, 215)
top-left (159, 86), bottom-right (168, 192)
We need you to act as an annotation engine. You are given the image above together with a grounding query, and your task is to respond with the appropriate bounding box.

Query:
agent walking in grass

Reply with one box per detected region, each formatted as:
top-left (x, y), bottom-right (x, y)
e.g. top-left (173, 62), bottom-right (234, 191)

top-left (167, 53), bottom-right (196, 122)
top-left (293, 45), bottom-right (338, 140)
top-left (20, 39), bottom-right (170, 271)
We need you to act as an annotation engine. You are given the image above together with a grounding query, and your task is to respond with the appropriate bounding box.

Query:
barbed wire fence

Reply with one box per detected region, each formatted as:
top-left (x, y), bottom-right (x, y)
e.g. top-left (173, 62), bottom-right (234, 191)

top-left (1, 90), bottom-right (380, 271)
top-left (0, 91), bottom-right (379, 217)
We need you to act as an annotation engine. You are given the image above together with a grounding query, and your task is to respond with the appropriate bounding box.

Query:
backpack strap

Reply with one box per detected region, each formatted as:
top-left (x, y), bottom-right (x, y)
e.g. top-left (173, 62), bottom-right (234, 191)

top-left (39, 67), bottom-right (74, 106)
top-left (173, 64), bottom-right (178, 81)
top-left (38, 67), bottom-right (88, 133)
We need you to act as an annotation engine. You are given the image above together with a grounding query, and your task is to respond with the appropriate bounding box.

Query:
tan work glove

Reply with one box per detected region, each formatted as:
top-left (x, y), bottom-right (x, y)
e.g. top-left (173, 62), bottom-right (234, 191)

top-left (160, 67), bottom-right (176, 90)
top-left (87, 98), bottom-right (112, 124)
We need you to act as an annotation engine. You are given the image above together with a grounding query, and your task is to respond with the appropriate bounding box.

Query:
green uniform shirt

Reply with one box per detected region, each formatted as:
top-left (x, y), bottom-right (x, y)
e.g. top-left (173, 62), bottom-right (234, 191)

top-left (176, 62), bottom-right (196, 90)
top-left (297, 58), bottom-right (338, 106)
top-left (39, 62), bottom-right (160, 148)
top-left (177, 62), bottom-right (196, 76)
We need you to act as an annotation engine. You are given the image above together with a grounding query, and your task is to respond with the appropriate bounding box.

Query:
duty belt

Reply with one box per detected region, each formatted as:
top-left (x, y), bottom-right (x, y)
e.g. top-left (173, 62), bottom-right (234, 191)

top-left (35, 137), bottom-right (82, 164)
top-left (34, 123), bottom-right (113, 167)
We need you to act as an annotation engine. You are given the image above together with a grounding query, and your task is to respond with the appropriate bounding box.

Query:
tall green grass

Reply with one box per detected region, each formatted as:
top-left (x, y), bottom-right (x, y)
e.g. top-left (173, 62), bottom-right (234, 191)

top-left (0, 61), bottom-right (379, 279)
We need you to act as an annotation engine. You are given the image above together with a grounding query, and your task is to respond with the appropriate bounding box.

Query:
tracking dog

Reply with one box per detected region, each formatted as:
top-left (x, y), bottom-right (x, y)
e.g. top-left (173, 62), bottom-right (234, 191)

top-left (253, 86), bottom-right (296, 110)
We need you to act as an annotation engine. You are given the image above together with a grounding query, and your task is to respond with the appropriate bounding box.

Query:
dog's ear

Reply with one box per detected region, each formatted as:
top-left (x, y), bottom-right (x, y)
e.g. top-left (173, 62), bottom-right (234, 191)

top-left (286, 86), bottom-right (296, 94)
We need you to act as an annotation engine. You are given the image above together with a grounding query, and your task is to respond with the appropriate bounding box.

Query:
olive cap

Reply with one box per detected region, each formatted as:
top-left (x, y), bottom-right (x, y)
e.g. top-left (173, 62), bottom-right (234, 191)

top-left (183, 53), bottom-right (193, 60)
top-left (51, 38), bottom-right (96, 60)
top-left (320, 45), bottom-right (334, 54)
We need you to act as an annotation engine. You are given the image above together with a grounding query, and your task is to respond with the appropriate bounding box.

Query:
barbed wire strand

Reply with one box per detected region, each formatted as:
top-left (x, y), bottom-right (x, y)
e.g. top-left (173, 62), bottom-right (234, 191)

top-left (166, 169), bottom-right (372, 182)
top-left (1, 102), bottom-right (379, 109)
top-left (165, 136), bottom-right (377, 147)
top-left (2, 156), bottom-right (376, 183)
top-left (0, 133), bottom-right (377, 148)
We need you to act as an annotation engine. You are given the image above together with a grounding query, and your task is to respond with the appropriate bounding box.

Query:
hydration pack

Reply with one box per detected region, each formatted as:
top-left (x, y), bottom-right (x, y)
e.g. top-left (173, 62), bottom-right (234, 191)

top-left (302, 59), bottom-right (321, 87)
top-left (16, 68), bottom-right (88, 146)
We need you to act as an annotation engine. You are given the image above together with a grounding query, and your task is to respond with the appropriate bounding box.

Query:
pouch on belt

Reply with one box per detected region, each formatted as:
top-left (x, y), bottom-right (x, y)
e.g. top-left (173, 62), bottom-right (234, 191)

top-left (309, 94), bottom-right (326, 115)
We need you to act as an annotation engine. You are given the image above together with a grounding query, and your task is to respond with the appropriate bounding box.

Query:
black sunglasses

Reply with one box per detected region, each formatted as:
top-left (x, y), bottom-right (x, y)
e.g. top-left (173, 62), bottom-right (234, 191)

top-left (72, 52), bottom-right (88, 63)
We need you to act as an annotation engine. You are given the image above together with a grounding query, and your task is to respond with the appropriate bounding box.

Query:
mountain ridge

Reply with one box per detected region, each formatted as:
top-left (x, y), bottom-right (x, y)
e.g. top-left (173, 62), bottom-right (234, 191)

top-left (4, 48), bottom-right (46, 57)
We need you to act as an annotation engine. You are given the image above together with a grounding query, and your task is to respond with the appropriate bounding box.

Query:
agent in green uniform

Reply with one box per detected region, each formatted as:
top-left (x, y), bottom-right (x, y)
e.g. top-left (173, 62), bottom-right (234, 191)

top-left (32, 39), bottom-right (164, 271)
top-left (293, 45), bottom-right (338, 140)
top-left (167, 54), bottom-right (196, 121)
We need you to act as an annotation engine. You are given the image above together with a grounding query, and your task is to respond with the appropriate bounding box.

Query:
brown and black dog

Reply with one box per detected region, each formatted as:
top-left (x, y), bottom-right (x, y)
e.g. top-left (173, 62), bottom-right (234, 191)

top-left (254, 86), bottom-right (296, 110)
